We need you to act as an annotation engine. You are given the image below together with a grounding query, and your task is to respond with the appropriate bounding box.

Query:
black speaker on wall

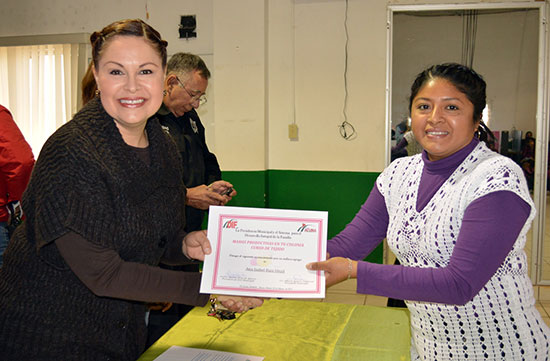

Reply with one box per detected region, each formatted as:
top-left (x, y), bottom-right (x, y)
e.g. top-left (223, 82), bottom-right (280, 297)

top-left (179, 15), bottom-right (197, 39)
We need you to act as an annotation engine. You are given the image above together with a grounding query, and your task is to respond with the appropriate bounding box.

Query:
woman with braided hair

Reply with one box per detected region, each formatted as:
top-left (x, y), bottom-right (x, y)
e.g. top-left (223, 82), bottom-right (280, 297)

top-left (0, 19), bottom-right (261, 361)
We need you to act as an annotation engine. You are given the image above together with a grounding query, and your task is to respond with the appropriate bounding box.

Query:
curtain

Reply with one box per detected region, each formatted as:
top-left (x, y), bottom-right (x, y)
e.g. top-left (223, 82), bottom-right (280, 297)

top-left (461, 10), bottom-right (478, 68)
top-left (0, 44), bottom-right (79, 156)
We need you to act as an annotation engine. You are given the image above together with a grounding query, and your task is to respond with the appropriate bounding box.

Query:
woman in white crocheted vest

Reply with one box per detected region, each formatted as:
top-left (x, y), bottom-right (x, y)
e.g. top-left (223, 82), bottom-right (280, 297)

top-left (308, 63), bottom-right (550, 360)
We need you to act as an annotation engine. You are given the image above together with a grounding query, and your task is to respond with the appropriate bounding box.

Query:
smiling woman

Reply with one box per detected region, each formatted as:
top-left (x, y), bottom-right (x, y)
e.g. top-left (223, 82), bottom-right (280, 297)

top-left (0, 19), bottom-right (262, 361)
top-left (89, 20), bottom-right (168, 148)
top-left (92, 35), bottom-right (165, 147)
top-left (307, 63), bottom-right (550, 360)
top-left (409, 64), bottom-right (484, 161)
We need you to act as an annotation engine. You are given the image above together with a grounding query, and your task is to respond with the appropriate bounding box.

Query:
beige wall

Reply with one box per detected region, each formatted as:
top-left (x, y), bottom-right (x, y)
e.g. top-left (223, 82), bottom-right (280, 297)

top-left (212, 0), bottom-right (267, 170)
top-left (0, 0), bottom-right (543, 172)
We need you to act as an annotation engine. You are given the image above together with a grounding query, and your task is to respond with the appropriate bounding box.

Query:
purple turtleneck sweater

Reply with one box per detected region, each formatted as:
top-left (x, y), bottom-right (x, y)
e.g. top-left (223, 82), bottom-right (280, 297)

top-left (327, 138), bottom-right (531, 305)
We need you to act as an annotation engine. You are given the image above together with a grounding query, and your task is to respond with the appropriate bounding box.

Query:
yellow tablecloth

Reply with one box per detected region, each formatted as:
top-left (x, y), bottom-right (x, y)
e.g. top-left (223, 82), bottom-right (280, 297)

top-left (138, 299), bottom-right (411, 361)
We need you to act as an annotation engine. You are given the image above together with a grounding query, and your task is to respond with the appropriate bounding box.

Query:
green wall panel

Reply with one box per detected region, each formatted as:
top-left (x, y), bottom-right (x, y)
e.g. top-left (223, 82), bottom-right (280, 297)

top-left (221, 171), bottom-right (267, 208)
top-left (266, 170), bottom-right (382, 264)
top-left (222, 170), bottom-right (383, 264)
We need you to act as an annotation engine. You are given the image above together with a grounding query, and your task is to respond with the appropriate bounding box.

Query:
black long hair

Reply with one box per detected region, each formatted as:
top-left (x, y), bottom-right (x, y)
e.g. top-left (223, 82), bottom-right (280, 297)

top-left (409, 63), bottom-right (493, 143)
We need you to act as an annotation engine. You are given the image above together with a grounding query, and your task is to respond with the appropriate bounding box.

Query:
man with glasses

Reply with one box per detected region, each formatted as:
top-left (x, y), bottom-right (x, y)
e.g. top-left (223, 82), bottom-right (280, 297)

top-left (148, 53), bottom-right (236, 345)
top-left (158, 52), bottom-right (236, 230)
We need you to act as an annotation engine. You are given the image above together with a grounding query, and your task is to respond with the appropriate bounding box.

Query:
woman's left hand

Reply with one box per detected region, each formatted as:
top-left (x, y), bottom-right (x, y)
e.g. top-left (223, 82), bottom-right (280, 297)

top-left (182, 230), bottom-right (211, 261)
top-left (217, 295), bottom-right (264, 313)
top-left (306, 257), bottom-right (356, 287)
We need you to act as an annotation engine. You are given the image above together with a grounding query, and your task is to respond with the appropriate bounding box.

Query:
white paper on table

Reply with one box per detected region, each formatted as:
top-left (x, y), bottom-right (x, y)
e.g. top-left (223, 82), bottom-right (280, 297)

top-left (200, 206), bottom-right (327, 298)
top-left (153, 345), bottom-right (264, 361)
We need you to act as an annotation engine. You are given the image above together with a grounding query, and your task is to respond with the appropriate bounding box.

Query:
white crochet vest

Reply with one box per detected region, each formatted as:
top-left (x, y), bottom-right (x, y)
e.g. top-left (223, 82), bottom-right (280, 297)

top-left (377, 142), bottom-right (549, 360)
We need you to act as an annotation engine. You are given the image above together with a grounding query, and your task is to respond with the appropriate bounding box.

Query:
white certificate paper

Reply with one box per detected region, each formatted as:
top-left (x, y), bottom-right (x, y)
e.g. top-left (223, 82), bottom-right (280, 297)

top-left (200, 206), bottom-right (327, 298)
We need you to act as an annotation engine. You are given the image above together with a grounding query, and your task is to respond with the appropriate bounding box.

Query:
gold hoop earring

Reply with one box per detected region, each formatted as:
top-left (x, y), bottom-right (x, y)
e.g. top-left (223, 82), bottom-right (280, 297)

top-left (163, 89), bottom-right (167, 96)
top-left (94, 89), bottom-right (100, 96)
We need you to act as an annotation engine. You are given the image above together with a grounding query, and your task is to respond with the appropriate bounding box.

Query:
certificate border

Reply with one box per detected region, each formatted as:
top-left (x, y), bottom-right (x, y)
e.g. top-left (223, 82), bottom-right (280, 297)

top-left (211, 214), bottom-right (324, 295)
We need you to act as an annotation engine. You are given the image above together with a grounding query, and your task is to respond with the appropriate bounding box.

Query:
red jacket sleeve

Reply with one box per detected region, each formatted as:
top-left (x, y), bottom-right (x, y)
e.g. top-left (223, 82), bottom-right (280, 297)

top-left (0, 105), bottom-right (35, 220)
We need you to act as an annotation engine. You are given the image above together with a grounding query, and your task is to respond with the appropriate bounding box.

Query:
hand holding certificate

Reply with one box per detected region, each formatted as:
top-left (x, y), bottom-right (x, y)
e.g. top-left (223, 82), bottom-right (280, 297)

top-left (200, 206), bottom-right (328, 298)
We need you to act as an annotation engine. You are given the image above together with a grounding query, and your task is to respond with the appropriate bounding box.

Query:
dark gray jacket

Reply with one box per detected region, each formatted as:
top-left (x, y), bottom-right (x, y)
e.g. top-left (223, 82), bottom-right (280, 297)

top-left (0, 98), bottom-right (187, 361)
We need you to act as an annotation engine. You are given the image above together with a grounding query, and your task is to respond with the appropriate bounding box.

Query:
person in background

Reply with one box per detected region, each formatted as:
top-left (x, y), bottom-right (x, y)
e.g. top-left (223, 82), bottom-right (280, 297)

top-left (307, 63), bottom-right (549, 360)
top-left (0, 19), bottom-right (261, 361)
top-left (82, 53), bottom-right (235, 220)
top-left (517, 131), bottom-right (536, 191)
top-left (0, 104), bottom-right (34, 267)
top-left (521, 132), bottom-right (535, 160)
top-left (391, 119), bottom-right (409, 161)
top-left (522, 130), bottom-right (534, 148)
top-left (158, 52), bottom-right (235, 230)
top-left (391, 129), bottom-right (423, 162)
top-left (146, 52), bottom-right (237, 346)
top-left (520, 157), bottom-right (535, 191)
top-left (394, 118), bottom-right (408, 145)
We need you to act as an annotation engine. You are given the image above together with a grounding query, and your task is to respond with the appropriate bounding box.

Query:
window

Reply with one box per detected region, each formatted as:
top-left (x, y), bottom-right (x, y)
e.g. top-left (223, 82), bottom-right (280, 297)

top-left (0, 34), bottom-right (89, 155)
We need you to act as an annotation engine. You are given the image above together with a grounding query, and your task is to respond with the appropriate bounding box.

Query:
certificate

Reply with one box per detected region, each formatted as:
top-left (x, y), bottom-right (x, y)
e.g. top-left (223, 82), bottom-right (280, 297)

top-left (200, 206), bottom-right (327, 298)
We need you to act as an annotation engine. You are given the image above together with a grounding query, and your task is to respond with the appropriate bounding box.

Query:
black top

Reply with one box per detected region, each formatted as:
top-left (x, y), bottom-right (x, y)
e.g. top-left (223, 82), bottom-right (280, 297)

top-left (157, 105), bottom-right (221, 231)
top-left (0, 98), bottom-right (207, 361)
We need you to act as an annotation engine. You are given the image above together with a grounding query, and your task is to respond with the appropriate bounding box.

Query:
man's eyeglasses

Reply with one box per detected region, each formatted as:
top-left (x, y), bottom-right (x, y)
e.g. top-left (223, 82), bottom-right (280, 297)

top-left (176, 76), bottom-right (207, 106)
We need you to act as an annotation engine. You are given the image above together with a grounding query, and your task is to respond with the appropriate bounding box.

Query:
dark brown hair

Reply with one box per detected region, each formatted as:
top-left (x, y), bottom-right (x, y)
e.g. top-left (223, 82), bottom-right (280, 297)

top-left (81, 62), bottom-right (97, 106)
top-left (81, 19), bottom-right (168, 107)
top-left (90, 19), bottom-right (168, 69)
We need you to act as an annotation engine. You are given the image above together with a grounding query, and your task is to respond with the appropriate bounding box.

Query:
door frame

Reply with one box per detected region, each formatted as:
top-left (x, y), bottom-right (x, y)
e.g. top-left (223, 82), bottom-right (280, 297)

top-left (385, 2), bottom-right (549, 284)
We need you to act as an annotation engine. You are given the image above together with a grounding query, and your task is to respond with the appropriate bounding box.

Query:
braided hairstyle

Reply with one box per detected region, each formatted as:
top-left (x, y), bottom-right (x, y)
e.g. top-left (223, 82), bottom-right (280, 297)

top-left (81, 19), bottom-right (168, 108)
top-left (90, 18), bottom-right (168, 70)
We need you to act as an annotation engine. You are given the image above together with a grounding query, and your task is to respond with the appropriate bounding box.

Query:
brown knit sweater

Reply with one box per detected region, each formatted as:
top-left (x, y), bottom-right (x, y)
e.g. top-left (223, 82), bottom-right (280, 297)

top-left (0, 98), bottom-right (208, 361)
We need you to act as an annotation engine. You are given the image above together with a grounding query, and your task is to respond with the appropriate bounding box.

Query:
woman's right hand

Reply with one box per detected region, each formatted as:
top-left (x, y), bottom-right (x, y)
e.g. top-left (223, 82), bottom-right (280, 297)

top-left (182, 230), bottom-right (211, 261)
top-left (306, 257), bottom-right (356, 287)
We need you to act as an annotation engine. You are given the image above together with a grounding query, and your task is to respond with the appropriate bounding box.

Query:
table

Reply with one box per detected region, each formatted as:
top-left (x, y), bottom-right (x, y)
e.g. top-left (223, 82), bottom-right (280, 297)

top-left (138, 299), bottom-right (411, 361)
